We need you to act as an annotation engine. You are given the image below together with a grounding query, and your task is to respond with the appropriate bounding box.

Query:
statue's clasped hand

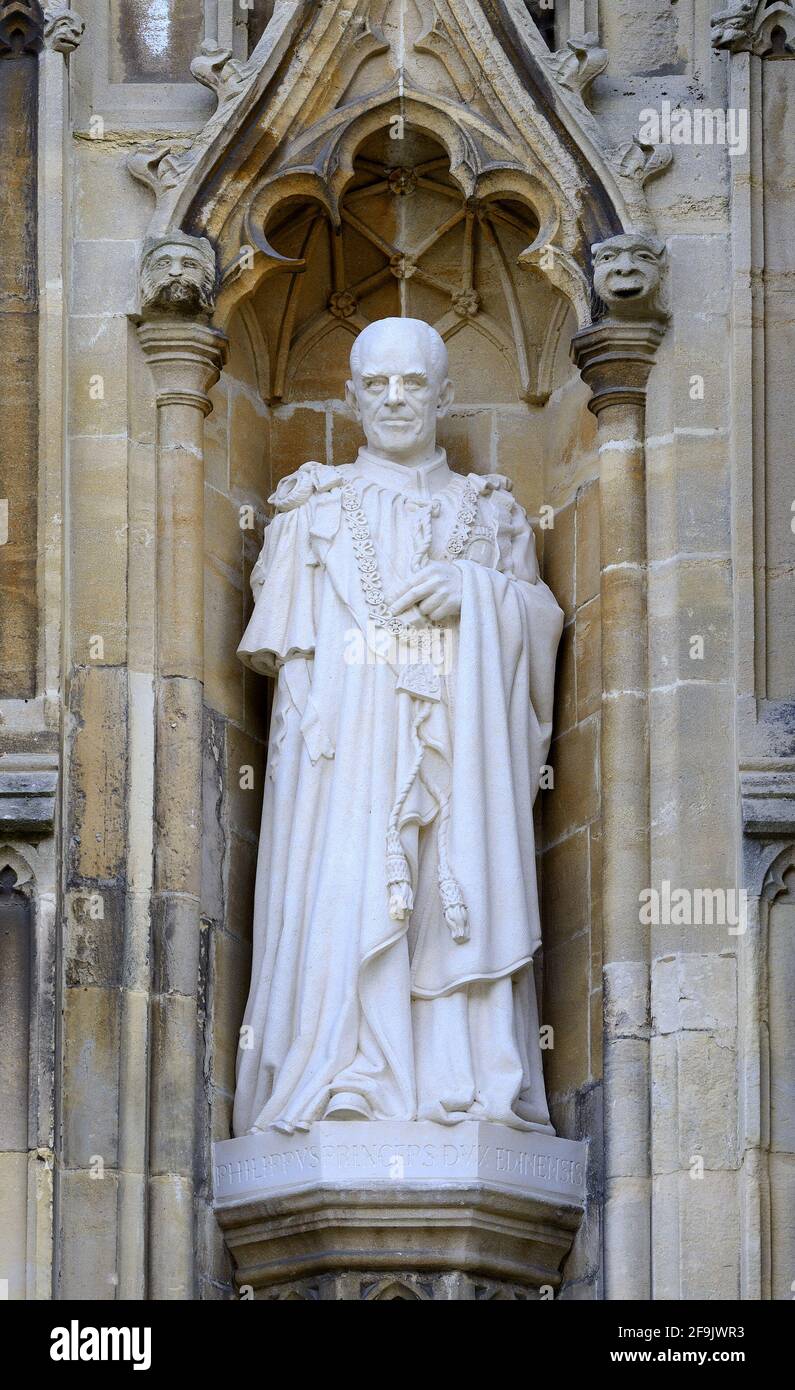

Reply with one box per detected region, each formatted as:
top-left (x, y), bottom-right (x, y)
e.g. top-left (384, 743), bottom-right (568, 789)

top-left (390, 561), bottom-right (463, 624)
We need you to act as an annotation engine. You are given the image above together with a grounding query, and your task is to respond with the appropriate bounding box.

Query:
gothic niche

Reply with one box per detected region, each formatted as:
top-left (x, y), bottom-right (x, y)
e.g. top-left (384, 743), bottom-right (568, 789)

top-left (248, 129), bottom-right (576, 411)
top-left (762, 849), bottom-right (795, 1299)
top-left (0, 862), bottom-right (32, 1161)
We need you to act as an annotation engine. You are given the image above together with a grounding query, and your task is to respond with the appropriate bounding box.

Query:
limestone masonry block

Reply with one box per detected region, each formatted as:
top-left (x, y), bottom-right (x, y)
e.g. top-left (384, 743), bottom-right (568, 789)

top-left (66, 665), bottom-right (128, 883)
top-left (0, 1152), bottom-right (29, 1300)
top-left (575, 596), bottom-right (601, 721)
top-left (56, 1169), bottom-right (120, 1301)
top-left (651, 952), bottom-right (737, 1036)
top-left (542, 827), bottom-right (590, 952)
top-left (554, 621), bottom-right (577, 735)
top-left (61, 985), bottom-right (121, 1169)
top-left (270, 408), bottom-right (328, 487)
top-left (71, 239), bottom-right (138, 318)
top-left (545, 716), bottom-right (600, 845)
top-left (229, 390), bottom-right (269, 503)
top-left (575, 481), bottom-right (600, 608)
top-left (544, 931), bottom-right (591, 1098)
top-left (543, 499), bottom-right (575, 620)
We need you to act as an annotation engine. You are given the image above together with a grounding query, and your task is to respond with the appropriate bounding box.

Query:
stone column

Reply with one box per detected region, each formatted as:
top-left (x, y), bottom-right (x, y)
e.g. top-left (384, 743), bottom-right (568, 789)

top-left (0, 1), bottom-right (42, 697)
top-left (571, 234), bottom-right (667, 1300)
top-left (137, 234), bottom-right (226, 1299)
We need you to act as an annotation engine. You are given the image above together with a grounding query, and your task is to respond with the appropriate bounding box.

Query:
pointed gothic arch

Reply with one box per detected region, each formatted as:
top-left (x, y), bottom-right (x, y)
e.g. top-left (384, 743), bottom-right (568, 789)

top-left (130, 0), bottom-right (642, 336)
top-left (758, 842), bottom-right (795, 1299)
top-left (0, 846), bottom-right (35, 1299)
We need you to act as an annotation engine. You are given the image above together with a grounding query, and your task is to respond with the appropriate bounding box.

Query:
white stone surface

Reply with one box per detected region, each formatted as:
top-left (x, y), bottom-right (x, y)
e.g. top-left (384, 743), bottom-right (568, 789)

top-left (213, 1121), bottom-right (587, 1207)
top-left (233, 319), bottom-right (564, 1136)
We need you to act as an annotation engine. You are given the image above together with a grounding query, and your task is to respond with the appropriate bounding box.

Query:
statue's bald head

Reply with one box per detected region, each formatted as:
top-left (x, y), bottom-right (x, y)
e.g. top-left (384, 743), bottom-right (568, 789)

top-left (350, 317), bottom-right (449, 386)
top-left (346, 317), bottom-right (454, 465)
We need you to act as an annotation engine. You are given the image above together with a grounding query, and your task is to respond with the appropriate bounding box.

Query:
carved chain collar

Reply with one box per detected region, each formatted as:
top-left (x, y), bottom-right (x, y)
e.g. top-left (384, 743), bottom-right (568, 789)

top-left (340, 480), bottom-right (480, 636)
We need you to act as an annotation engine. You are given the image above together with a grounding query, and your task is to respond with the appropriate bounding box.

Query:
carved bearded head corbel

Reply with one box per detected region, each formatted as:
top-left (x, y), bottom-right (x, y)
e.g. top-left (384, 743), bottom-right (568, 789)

top-left (139, 232), bottom-right (217, 318)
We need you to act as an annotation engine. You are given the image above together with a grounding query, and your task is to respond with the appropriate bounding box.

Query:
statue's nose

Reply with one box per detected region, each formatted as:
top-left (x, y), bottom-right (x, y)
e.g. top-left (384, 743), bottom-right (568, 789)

top-left (614, 253), bottom-right (636, 275)
top-left (387, 375), bottom-right (405, 404)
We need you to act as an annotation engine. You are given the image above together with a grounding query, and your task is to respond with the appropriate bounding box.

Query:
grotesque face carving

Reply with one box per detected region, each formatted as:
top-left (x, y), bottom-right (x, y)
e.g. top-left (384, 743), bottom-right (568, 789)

top-left (592, 234), bottom-right (666, 319)
top-left (140, 235), bottom-right (216, 317)
top-left (346, 318), bottom-right (454, 464)
top-left (44, 4), bottom-right (86, 53)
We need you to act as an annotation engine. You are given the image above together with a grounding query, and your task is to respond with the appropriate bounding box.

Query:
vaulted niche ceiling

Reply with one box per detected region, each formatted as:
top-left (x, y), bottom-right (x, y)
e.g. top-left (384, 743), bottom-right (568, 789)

top-left (249, 130), bottom-right (575, 407)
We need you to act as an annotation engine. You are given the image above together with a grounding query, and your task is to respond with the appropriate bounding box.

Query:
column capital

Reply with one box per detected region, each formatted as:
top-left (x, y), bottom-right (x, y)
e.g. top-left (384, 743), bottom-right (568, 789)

top-left (570, 318), bottom-right (666, 415)
top-left (137, 318), bottom-right (227, 413)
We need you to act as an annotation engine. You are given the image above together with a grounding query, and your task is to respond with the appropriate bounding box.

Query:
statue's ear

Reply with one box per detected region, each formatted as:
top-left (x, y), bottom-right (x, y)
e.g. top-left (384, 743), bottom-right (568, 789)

top-left (436, 378), bottom-right (454, 418)
top-left (345, 379), bottom-right (360, 419)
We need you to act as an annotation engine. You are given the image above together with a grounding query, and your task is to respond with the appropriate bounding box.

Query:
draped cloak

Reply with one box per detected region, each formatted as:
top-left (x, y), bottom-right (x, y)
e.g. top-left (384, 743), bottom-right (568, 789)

top-left (232, 448), bottom-right (564, 1136)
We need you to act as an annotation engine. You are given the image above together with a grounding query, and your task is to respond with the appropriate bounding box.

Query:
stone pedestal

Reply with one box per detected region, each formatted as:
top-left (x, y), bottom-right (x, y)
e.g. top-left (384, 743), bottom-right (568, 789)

top-left (214, 1122), bottom-right (586, 1299)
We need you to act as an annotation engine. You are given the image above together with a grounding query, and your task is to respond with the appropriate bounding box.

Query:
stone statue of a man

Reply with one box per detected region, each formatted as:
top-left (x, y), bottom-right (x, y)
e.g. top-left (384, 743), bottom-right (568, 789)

top-left (233, 317), bottom-right (563, 1136)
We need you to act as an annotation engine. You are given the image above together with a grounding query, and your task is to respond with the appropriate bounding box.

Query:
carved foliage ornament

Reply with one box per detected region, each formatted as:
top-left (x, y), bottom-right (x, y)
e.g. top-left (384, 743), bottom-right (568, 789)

top-left (139, 232), bottom-right (217, 319)
top-left (711, 0), bottom-right (758, 48)
top-left (547, 32), bottom-right (608, 102)
top-left (612, 136), bottom-right (673, 188)
top-left (129, 142), bottom-right (197, 200)
top-left (190, 40), bottom-right (253, 103)
top-left (711, 0), bottom-right (795, 53)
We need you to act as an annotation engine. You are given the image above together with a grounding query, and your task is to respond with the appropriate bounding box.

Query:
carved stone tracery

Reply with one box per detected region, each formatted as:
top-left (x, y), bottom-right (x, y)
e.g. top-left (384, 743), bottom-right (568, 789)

top-left (0, 0), bottom-right (43, 55)
top-left (258, 1270), bottom-right (539, 1300)
top-left (247, 134), bottom-right (575, 405)
top-left (129, 0), bottom-right (653, 347)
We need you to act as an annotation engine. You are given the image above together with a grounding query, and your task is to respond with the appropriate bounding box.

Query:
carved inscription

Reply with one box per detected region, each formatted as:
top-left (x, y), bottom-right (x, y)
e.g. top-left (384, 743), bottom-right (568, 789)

top-left (215, 1139), bottom-right (585, 1193)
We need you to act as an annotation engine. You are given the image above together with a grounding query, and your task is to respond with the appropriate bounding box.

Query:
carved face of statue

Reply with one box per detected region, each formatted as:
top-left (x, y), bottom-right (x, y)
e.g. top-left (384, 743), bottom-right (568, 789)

top-left (346, 318), bottom-right (454, 465)
top-left (140, 237), bottom-right (215, 316)
top-left (592, 235), bottom-right (665, 311)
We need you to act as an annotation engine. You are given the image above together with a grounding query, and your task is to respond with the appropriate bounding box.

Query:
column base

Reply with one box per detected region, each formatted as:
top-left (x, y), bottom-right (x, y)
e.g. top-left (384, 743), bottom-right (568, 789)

top-left (213, 1121), bottom-right (587, 1299)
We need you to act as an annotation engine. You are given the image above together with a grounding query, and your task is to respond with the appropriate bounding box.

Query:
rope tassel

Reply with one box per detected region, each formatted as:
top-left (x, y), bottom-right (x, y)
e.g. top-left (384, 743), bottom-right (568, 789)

top-left (384, 742), bottom-right (470, 944)
top-left (386, 826), bottom-right (414, 922)
top-left (435, 783), bottom-right (469, 944)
